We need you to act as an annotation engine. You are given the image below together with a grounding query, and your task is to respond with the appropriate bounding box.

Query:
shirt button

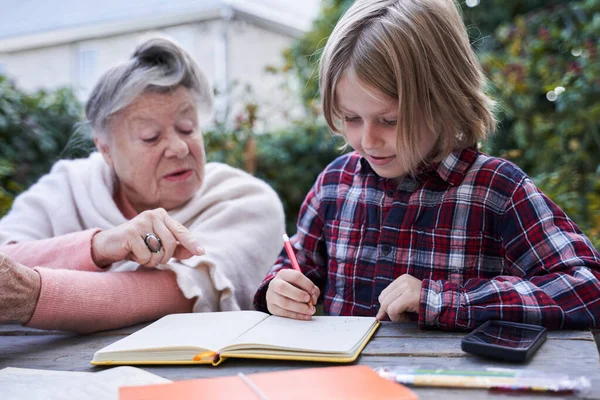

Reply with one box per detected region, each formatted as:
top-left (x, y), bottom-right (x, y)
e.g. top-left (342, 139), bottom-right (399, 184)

top-left (381, 244), bottom-right (392, 256)
top-left (386, 189), bottom-right (395, 197)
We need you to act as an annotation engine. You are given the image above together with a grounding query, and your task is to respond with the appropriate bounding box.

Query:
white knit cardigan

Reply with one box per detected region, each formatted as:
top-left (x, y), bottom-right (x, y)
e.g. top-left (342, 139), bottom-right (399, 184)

top-left (0, 152), bottom-right (285, 312)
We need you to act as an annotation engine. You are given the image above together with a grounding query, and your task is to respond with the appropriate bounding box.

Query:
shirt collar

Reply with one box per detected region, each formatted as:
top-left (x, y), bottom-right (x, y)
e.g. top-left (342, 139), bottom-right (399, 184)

top-left (431, 146), bottom-right (479, 186)
top-left (356, 146), bottom-right (479, 186)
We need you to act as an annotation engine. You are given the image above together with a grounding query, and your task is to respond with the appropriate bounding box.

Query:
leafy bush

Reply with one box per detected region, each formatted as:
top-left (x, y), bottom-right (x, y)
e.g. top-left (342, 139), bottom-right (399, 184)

top-left (0, 75), bottom-right (343, 233)
top-left (477, 0), bottom-right (600, 248)
top-left (284, 0), bottom-right (599, 249)
top-left (285, 0), bottom-right (575, 107)
top-left (205, 119), bottom-right (346, 232)
top-left (1, 0), bottom-right (597, 250)
top-left (0, 76), bottom-right (86, 215)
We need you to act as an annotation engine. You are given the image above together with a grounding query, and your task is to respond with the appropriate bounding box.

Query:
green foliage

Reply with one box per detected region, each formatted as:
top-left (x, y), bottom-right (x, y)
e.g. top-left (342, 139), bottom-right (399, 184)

top-left (0, 76), bottom-right (86, 215)
top-left (204, 93), bottom-right (347, 232)
top-left (285, 0), bottom-right (575, 107)
top-left (285, 0), bottom-right (599, 249)
top-left (0, 74), bottom-right (343, 234)
top-left (206, 120), bottom-right (347, 232)
top-left (284, 0), bottom-right (354, 108)
top-left (254, 124), bottom-right (347, 233)
top-left (460, 0), bottom-right (572, 50)
top-left (1, 0), bottom-right (597, 251)
top-left (476, 0), bottom-right (600, 248)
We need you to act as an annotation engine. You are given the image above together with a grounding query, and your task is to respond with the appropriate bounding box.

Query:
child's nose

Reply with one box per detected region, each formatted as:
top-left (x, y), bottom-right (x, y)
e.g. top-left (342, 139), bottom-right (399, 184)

top-left (362, 123), bottom-right (384, 149)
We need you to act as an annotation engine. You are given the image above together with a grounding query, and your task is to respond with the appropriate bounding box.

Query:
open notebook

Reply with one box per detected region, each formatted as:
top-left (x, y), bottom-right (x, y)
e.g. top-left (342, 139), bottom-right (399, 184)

top-left (91, 311), bottom-right (379, 366)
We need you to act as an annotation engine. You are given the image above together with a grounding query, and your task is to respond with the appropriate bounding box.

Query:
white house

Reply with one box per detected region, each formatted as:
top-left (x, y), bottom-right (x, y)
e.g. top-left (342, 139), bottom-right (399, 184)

top-left (0, 0), bottom-right (321, 128)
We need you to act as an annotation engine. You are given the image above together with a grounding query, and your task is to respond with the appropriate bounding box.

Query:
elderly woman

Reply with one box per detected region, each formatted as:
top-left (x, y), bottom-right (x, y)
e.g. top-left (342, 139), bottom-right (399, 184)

top-left (0, 37), bottom-right (285, 333)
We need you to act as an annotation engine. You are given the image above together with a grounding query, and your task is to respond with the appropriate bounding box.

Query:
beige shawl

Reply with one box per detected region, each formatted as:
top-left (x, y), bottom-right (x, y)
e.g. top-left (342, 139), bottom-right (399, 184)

top-left (0, 152), bottom-right (285, 311)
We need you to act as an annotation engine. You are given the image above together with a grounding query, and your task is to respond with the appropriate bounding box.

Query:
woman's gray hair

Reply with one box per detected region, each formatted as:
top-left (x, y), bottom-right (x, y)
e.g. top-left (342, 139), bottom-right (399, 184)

top-left (85, 36), bottom-right (213, 141)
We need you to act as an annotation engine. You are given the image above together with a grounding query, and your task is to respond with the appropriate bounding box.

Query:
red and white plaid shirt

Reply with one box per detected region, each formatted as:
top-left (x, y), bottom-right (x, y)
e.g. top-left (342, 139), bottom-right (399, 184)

top-left (254, 147), bottom-right (600, 330)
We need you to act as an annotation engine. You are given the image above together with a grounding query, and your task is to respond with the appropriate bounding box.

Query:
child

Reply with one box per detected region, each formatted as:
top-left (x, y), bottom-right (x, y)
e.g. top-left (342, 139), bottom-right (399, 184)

top-left (254, 0), bottom-right (600, 330)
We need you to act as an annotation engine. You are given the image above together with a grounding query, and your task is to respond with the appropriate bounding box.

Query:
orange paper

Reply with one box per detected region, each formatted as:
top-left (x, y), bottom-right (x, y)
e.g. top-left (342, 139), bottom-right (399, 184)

top-left (119, 365), bottom-right (418, 400)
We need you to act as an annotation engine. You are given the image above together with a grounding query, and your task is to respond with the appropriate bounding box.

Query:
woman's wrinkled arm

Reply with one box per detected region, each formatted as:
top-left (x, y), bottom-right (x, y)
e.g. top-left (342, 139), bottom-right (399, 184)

top-left (0, 229), bottom-right (103, 271)
top-left (25, 266), bottom-right (193, 333)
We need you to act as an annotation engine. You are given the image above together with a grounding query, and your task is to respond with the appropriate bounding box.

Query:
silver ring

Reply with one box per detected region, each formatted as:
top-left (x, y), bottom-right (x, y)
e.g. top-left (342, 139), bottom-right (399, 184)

top-left (144, 233), bottom-right (162, 253)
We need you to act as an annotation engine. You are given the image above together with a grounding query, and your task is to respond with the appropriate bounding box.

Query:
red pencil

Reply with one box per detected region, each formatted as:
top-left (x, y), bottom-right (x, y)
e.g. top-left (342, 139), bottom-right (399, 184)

top-left (282, 234), bottom-right (314, 309)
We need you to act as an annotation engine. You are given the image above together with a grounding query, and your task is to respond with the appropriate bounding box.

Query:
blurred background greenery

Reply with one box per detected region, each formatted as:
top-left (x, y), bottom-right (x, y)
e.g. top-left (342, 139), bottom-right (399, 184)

top-left (0, 0), bottom-right (598, 248)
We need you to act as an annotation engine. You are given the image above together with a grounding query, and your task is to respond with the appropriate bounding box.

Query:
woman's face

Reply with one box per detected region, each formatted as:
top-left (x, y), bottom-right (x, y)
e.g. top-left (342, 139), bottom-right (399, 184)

top-left (96, 86), bottom-right (205, 212)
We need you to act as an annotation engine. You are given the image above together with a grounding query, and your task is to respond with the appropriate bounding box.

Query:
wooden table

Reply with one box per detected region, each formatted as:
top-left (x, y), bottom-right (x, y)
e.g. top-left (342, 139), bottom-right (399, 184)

top-left (1, 321), bottom-right (599, 399)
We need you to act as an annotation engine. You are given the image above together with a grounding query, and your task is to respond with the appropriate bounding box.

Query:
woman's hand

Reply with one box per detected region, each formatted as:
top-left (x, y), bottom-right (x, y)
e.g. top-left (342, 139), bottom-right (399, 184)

top-left (376, 274), bottom-right (422, 322)
top-left (266, 269), bottom-right (320, 320)
top-left (91, 208), bottom-right (204, 268)
top-left (0, 253), bottom-right (40, 323)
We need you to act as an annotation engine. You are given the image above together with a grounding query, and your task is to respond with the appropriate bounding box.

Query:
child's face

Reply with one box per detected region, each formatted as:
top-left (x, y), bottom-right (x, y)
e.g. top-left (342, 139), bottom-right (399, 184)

top-left (337, 73), bottom-right (434, 179)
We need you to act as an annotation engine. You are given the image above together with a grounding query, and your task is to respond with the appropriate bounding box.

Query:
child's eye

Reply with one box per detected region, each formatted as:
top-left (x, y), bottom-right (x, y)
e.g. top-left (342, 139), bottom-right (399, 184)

top-left (383, 119), bottom-right (397, 126)
top-left (344, 116), bottom-right (361, 123)
top-left (142, 136), bottom-right (159, 143)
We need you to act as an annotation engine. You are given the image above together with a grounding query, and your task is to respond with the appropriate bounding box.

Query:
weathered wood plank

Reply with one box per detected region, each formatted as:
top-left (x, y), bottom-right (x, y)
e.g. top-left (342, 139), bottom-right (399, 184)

top-left (1, 323), bottom-right (598, 400)
top-left (375, 322), bottom-right (594, 341)
top-left (0, 335), bottom-right (114, 371)
top-left (2, 334), bottom-right (598, 380)
top-left (362, 336), bottom-right (600, 361)
top-left (0, 321), bottom-right (593, 342)
top-left (0, 323), bottom-right (66, 336)
top-left (0, 323), bottom-right (149, 336)
top-left (2, 332), bottom-right (593, 369)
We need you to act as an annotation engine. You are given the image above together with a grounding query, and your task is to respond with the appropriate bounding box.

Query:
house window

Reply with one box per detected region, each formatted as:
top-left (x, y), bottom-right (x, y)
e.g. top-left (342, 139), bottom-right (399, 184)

top-left (76, 48), bottom-right (97, 96)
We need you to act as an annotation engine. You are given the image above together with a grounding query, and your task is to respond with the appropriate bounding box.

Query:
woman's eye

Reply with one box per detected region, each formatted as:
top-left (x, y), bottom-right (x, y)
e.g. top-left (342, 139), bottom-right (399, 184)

top-left (178, 128), bottom-right (194, 135)
top-left (383, 119), bottom-right (397, 126)
top-left (344, 116), bottom-right (361, 123)
top-left (177, 120), bottom-right (195, 134)
top-left (142, 136), bottom-right (159, 143)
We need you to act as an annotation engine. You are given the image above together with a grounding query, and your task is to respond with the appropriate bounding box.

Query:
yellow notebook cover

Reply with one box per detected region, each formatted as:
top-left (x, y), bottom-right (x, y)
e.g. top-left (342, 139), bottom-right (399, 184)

top-left (91, 311), bottom-right (380, 366)
top-left (119, 365), bottom-right (419, 400)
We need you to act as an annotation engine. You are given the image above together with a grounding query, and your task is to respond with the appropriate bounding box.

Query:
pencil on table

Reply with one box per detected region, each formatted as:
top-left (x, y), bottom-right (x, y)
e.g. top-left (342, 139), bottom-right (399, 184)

top-left (282, 234), bottom-right (314, 309)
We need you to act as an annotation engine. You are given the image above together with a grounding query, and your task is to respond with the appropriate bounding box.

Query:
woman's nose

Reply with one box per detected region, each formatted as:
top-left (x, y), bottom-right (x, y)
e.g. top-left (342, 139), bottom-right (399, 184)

top-left (164, 133), bottom-right (190, 159)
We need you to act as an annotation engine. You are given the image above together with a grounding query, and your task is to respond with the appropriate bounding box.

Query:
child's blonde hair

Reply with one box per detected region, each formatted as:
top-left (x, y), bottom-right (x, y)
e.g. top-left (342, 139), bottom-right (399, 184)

top-left (319, 0), bottom-right (496, 175)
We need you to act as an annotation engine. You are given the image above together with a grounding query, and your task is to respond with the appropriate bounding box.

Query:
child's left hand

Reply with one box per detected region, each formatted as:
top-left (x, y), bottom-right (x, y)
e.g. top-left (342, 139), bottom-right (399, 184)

top-left (376, 274), bottom-right (422, 322)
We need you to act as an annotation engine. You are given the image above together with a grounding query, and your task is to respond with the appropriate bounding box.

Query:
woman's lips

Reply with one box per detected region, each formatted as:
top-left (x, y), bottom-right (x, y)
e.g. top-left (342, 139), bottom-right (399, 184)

top-left (366, 154), bottom-right (396, 166)
top-left (163, 169), bottom-right (193, 182)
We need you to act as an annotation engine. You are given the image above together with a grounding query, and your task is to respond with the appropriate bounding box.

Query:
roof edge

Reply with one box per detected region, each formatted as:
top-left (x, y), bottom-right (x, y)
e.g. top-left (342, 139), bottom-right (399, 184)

top-left (0, 6), bottom-right (307, 53)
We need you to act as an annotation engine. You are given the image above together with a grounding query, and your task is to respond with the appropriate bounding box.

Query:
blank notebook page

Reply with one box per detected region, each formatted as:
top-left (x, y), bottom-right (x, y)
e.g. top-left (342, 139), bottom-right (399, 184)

top-left (96, 311), bottom-right (268, 353)
top-left (227, 316), bottom-right (376, 353)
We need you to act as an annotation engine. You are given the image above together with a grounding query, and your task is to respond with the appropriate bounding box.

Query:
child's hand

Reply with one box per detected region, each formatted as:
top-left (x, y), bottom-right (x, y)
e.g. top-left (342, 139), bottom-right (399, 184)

top-left (376, 274), bottom-right (422, 322)
top-left (266, 269), bottom-right (320, 320)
